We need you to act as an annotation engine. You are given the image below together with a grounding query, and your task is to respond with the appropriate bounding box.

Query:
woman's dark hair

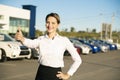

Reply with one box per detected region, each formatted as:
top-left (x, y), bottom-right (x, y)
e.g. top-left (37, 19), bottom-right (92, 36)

top-left (45, 13), bottom-right (60, 24)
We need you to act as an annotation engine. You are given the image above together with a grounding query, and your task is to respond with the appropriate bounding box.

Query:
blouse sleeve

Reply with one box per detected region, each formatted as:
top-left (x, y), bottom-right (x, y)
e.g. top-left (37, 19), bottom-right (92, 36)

top-left (65, 37), bottom-right (82, 76)
top-left (22, 38), bottom-right (40, 48)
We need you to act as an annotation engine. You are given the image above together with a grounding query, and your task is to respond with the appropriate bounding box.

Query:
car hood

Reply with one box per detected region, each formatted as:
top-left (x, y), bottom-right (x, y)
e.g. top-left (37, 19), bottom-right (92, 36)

top-left (0, 41), bottom-right (22, 46)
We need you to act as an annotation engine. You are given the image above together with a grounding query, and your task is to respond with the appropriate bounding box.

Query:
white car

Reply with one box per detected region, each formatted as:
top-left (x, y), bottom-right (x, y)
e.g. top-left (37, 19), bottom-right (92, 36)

top-left (92, 41), bottom-right (109, 53)
top-left (113, 43), bottom-right (120, 50)
top-left (70, 38), bottom-right (92, 55)
top-left (0, 34), bottom-right (31, 62)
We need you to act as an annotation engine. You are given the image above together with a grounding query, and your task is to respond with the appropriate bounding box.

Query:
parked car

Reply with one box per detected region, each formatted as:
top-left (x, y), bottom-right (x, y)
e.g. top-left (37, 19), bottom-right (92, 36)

top-left (31, 48), bottom-right (39, 59)
top-left (76, 39), bottom-right (101, 53)
top-left (114, 43), bottom-right (120, 50)
top-left (99, 40), bottom-right (117, 50)
top-left (75, 46), bottom-right (82, 55)
top-left (0, 33), bottom-right (31, 62)
top-left (89, 40), bottom-right (109, 53)
top-left (64, 45), bottom-right (82, 56)
top-left (69, 38), bottom-right (91, 54)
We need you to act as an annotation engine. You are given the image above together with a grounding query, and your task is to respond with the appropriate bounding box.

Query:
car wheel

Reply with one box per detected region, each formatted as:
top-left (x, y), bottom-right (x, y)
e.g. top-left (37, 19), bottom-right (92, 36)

top-left (0, 49), bottom-right (7, 62)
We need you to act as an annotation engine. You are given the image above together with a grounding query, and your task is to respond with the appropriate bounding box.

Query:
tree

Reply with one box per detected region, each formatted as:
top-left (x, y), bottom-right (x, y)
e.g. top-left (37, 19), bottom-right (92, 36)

top-left (35, 29), bottom-right (43, 37)
top-left (70, 27), bottom-right (75, 32)
top-left (92, 29), bottom-right (96, 33)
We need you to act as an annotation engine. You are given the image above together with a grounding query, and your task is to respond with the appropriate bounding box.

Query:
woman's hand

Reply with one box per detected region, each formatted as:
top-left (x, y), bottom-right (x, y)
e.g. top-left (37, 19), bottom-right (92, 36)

top-left (15, 27), bottom-right (24, 42)
top-left (56, 71), bottom-right (70, 80)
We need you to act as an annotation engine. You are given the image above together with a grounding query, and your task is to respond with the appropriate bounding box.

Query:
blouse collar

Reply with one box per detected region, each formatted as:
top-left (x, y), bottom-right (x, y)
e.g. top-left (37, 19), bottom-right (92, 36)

top-left (44, 33), bottom-right (59, 40)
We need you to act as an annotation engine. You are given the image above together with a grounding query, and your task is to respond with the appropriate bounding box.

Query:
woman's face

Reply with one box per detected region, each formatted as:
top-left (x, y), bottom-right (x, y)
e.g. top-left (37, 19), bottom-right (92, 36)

top-left (46, 16), bottom-right (59, 33)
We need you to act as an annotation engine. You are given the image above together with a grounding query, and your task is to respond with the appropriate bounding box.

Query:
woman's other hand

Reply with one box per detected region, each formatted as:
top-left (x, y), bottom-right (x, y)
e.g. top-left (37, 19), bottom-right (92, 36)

top-left (56, 71), bottom-right (70, 80)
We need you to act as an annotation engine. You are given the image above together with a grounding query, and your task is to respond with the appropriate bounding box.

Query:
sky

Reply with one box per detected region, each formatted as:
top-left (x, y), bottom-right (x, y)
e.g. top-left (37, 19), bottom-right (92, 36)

top-left (0, 0), bottom-right (120, 32)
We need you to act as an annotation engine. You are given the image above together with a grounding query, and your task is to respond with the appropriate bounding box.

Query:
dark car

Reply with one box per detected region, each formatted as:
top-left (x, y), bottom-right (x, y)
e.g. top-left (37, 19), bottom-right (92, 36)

top-left (31, 48), bottom-right (39, 59)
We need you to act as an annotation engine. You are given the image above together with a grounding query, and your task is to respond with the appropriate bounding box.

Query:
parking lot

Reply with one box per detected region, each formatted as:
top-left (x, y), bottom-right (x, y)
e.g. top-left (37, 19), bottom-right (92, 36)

top-left (0, 50), bottom-right (120, 80)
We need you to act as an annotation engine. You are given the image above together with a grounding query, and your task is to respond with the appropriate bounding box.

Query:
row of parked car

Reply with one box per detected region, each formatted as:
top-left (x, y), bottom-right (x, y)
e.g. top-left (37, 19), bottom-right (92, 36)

top-left (0, 33), bottom-right (39, 62)
top-left (0, 33), bottom-right (120, 62)
top-left (64, 38), bottom-right (120, 55)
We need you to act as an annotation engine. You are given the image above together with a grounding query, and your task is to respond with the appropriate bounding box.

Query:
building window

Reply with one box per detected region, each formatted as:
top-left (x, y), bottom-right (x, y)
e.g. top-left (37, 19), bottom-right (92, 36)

top-left (9, 17), bottom-right (30, 37)
top-left (10, 17), bottom-right (29, 27)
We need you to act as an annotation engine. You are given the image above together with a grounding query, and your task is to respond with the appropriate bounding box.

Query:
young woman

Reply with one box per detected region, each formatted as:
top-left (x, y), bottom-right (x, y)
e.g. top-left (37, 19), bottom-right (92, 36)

top-left (15, 13), bottom-right (82, 80)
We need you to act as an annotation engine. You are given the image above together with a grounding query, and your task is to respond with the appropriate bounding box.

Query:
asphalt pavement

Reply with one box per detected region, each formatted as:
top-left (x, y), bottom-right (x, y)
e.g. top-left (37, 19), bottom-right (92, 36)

top-left (0, 50), bottom-right (120, 80)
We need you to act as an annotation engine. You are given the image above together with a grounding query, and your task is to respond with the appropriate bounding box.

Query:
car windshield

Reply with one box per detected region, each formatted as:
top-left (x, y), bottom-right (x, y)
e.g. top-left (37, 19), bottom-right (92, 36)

top-left (74, 40), bottom-right (82, 45)
top-left (70, 39), bottom-right (82, 45)
top-left (0, 34), bottom-right (15, 41)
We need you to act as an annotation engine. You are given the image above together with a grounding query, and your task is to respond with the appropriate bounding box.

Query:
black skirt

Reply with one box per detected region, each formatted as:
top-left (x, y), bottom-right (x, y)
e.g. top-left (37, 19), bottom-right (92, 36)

top-left (35, 64), bottom-right (63, 80)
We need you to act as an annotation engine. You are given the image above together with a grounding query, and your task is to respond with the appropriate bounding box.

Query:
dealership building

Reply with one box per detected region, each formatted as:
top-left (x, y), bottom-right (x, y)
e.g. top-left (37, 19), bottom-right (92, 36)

top-left (0, 4), bottom-right (36, 38)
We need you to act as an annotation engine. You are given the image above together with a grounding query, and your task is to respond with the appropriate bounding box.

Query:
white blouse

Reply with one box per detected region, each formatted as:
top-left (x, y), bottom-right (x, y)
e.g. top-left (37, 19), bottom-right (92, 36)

top-left (23, 34), bottom-right (82, 76)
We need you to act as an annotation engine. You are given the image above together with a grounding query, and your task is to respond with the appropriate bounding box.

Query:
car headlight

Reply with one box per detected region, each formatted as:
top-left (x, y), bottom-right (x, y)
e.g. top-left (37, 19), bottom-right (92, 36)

top-left (94, 46), bottom-right (97, 49)
top-left (112, 45), bottom-right (115, 47)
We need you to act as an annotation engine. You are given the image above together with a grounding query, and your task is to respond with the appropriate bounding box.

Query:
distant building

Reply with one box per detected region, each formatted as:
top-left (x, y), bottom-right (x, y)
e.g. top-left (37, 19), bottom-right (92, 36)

top-left (0, 4), bottom-right (36, 38)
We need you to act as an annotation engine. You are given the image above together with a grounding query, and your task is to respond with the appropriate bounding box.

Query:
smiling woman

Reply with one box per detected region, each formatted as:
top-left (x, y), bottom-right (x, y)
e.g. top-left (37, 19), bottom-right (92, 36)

top-left (15, 13), bottom-right (82, 80)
